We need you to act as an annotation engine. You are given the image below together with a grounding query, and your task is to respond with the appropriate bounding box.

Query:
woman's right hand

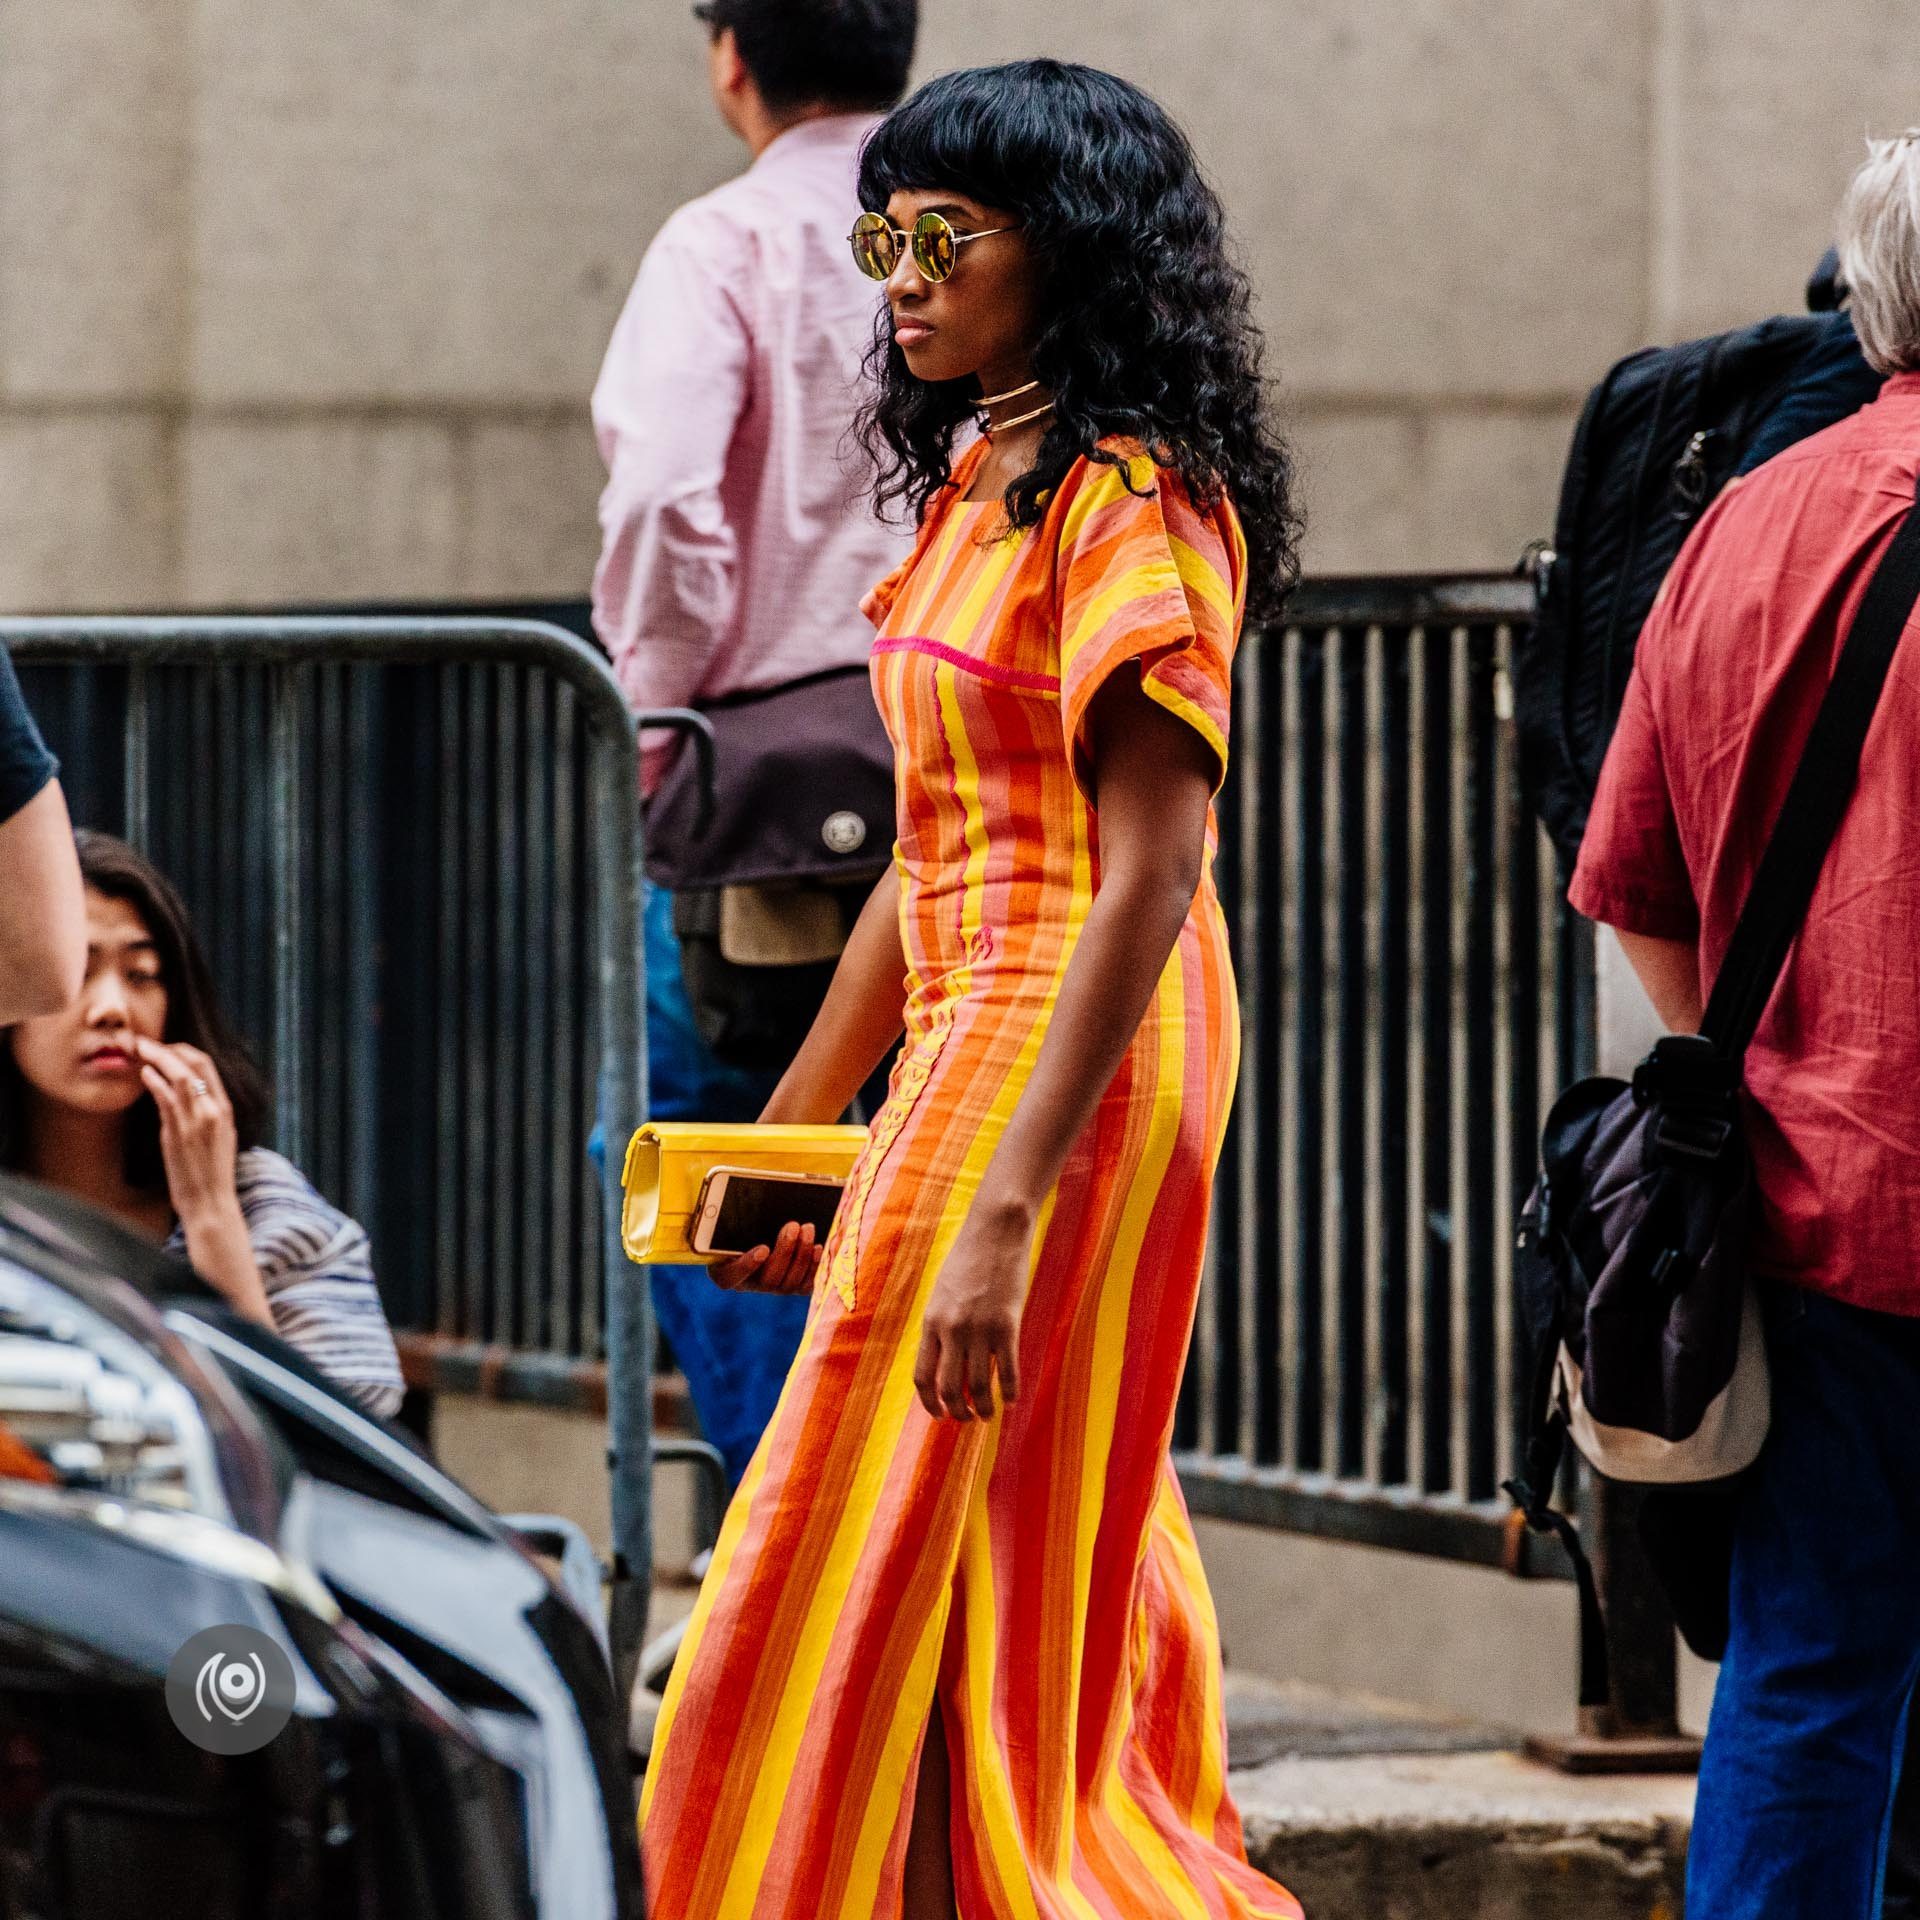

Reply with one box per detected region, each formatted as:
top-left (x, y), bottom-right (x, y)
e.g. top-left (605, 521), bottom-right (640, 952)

top-left (136, 1037), bottom-right (244, 1236)
top-left (711, 1220), bottom-right (823, 1294)
top-left (133, 1036), bottom-right (275, 1328)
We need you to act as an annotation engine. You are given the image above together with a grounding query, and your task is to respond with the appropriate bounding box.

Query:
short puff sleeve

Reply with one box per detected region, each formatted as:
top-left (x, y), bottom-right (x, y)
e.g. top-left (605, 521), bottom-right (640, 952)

top-left (1054, 451), bottom-right (1243, 800)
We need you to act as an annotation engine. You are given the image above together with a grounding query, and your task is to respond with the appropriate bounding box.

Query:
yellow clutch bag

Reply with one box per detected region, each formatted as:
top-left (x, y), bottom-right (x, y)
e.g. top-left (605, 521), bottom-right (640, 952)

top-left (620, 1122), bottom-right (870, 1265)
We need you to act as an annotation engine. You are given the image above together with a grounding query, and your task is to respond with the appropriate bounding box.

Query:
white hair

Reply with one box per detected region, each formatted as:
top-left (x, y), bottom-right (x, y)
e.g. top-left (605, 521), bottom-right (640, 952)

top-left (1837, 131), bottom-right (1920, 375)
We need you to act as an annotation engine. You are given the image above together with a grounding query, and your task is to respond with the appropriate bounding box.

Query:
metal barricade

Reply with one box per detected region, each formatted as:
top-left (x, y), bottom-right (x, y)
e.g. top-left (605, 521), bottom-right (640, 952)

top-left (1176, 577), bottom-right (1596, 1578)
top-left (2, 616), bottom-right (655, 1697)
top-left (6, 586), bottom-right (1648, 1733)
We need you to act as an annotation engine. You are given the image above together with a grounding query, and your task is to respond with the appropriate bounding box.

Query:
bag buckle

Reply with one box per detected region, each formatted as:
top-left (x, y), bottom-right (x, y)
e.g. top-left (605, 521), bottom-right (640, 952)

top-left (1631, 1033), bottom-right (1735, 1110)
top-left (1650, 1110), bottom-right (1736, 1163)
top-left (1635, 1035), bottom-right (1738, 1165)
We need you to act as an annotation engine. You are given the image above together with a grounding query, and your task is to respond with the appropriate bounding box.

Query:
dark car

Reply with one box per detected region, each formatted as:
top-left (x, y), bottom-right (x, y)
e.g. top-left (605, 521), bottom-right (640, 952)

top-left (0, 1175), bottom-right (643, 1920)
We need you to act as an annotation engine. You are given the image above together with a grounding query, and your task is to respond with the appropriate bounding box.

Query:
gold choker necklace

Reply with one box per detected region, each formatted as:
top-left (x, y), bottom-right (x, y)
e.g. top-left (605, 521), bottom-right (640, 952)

top-left (984, 398), bottom-right (1055, 433)
top-left (977, 377), bottom-right (1041, 408)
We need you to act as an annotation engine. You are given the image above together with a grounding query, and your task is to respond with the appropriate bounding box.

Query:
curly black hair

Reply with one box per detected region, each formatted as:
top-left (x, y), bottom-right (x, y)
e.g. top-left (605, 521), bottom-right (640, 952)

top-left (855, 59), bottom-right (1303, 624)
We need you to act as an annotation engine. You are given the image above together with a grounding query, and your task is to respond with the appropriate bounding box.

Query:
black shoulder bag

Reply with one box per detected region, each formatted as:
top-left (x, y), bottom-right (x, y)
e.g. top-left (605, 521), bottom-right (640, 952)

top-left (644, 665), bottom-right (896, 1071)
top-left (1509, 476), bottom-right (1920, 1702)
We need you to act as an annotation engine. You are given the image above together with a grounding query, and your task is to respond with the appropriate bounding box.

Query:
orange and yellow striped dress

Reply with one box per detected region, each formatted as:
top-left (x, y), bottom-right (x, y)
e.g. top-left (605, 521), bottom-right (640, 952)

top-left (641, 439), bottom-right (1300, 1920)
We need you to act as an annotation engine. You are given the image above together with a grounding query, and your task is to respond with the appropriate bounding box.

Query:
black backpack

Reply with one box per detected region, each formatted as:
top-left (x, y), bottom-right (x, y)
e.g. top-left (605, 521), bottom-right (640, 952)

top-left (1515, 309), bottom-right (1877, 871)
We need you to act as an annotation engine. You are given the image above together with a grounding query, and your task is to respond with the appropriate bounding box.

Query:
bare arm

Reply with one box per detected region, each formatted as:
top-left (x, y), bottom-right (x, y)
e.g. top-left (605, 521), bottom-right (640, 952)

top-left (1616, 928), bottom-right (1703, 1034)
top-left (914, 675), bottom-right (1217, 1421)
top-left (708, 869), bottom-right (908, 1291)
top-left (0, 781), bottom-right (85, 1023)
top-left (761, 869), bottom-right (910, 1126)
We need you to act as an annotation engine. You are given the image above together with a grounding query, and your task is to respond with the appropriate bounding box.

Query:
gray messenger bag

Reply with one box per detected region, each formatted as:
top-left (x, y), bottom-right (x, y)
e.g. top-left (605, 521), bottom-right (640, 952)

top-left (1506, 475), bottom-right (1920, 1704)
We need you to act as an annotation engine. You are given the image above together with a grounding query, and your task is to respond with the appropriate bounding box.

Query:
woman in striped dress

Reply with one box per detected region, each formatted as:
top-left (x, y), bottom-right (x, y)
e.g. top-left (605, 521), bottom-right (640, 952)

top-left (643, 61), bottom-right (1304, 1918)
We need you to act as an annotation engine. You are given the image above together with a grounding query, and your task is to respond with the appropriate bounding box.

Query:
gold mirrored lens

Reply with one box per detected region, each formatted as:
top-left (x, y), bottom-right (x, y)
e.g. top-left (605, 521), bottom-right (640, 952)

top-left (850, 213), bottom-right (896, 281)
top-left (911, 214), bottom-right (957, 282)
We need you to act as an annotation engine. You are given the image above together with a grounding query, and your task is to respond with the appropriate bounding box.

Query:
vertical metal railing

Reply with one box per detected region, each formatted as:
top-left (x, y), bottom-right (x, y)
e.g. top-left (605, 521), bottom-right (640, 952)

top-left (5, 584), bottom-right (1603, 1697)
top-left (1176, 578), bottom-right (1596, 1575)
top-left (5, 617), bottom-right (655, 1695)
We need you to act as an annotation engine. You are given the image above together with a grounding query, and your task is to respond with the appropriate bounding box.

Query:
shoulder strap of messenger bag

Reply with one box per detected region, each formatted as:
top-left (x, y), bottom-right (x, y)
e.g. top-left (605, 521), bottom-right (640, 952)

top-left (1699, 474), bottom-right (1920, 1062)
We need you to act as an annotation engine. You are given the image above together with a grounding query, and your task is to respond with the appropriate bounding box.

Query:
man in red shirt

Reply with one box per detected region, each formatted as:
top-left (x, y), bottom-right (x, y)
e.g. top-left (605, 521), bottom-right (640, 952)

top-left (1573, 132), bottom-right (1920, 1917)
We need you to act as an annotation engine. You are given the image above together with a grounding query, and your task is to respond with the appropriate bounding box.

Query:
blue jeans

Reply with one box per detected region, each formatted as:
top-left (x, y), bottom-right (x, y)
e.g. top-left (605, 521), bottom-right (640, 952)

top-left (1689, 1284), bottom-right (1920, 1917)
top-left (641, 884), bottom-right (808, 1486)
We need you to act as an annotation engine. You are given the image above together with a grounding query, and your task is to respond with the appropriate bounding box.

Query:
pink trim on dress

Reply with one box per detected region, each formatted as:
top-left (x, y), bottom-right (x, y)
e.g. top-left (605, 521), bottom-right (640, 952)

top-left (871, 636), bottom-right (1061, 695)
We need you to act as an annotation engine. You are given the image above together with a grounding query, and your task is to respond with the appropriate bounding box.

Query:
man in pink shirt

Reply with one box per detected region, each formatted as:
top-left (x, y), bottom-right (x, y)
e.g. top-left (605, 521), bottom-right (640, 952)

top-left (592, 1), bottom-right (915, 793)
top-left (590, 0), bottom-right (916, 1490)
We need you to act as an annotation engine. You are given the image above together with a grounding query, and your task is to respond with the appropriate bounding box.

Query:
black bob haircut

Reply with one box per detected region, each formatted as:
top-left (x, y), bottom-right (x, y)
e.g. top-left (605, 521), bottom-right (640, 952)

top-left (695, 0), bottom-right (917, 115)
top-left (855, 60), bottom-right (1304, 627)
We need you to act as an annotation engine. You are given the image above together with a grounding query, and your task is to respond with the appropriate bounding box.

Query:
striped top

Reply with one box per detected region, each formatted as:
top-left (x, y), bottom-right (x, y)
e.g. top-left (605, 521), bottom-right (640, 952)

top-left (165, 1148), bottom-right (405, 1419)
top-left (868, 440), bottom-right (1238, 793)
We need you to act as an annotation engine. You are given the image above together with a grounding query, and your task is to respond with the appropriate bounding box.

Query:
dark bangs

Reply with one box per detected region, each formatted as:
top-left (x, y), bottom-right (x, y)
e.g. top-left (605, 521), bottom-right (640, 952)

top-left (857, 65), bottom-right (1072, 226)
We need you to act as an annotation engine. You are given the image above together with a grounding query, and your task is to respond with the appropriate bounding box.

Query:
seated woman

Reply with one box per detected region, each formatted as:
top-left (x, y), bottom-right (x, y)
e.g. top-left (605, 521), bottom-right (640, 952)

top-left (0, 829), bottom-right (405, 1418)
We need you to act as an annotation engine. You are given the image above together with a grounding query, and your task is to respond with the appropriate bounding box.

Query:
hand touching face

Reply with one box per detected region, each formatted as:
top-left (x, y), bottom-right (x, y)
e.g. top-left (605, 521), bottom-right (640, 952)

top-left (9, 889), bottom-right (248, 1240)
top-left (133, 1037), bottom-right (241, 1230)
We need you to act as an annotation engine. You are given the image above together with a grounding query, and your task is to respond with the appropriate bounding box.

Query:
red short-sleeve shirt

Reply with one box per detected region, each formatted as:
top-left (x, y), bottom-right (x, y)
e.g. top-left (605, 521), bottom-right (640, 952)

top-left (1571, 371), bottom-right (1920, 1315)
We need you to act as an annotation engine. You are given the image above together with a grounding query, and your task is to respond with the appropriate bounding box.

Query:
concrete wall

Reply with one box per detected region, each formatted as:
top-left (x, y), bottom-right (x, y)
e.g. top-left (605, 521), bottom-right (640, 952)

top-left (3, 0), bottom-right (1916, 611)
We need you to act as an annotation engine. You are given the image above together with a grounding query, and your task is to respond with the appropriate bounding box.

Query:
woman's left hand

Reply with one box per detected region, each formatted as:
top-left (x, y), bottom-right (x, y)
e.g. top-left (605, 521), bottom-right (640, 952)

top-left (914, 1202), bottom-right (1033, 1421)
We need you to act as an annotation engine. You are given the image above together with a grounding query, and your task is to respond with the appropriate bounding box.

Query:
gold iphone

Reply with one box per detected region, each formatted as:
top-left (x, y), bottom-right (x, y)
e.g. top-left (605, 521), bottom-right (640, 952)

top-left (689, 1167), bottom-right (846, 1259)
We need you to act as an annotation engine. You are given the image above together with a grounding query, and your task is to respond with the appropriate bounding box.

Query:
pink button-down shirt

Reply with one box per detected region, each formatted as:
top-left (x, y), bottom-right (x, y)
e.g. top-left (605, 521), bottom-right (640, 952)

top-left (591, 114), bottom-right (910, 790)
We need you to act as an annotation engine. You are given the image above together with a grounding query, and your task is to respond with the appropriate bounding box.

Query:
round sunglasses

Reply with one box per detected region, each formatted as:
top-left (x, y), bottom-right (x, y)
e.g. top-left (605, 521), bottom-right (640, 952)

top-left (849, 210), bottom-right (1016, 284)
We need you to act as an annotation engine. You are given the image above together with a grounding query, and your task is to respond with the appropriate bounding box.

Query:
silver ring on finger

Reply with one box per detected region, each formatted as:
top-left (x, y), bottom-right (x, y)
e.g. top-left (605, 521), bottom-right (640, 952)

top-left (188, 1076), bottom-right (211, 1098)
